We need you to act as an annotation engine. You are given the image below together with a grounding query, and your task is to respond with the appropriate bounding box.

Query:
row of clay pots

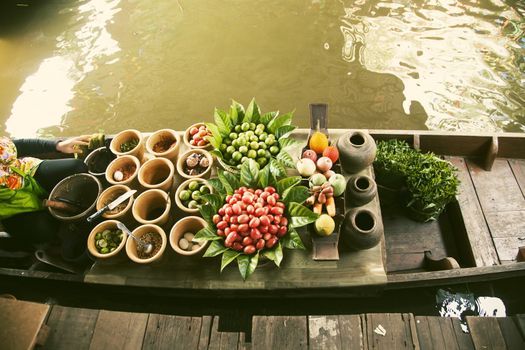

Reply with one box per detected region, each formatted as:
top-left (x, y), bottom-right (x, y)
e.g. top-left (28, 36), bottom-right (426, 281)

top-left (87, 216), bottom-right (209, 264)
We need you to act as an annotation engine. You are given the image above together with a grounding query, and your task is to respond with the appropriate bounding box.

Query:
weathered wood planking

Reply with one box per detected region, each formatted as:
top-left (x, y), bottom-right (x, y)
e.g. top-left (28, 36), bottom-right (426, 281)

top-left (308, 315), bottom-right (364, 349)
top-left (143, 314), bottom-right (203, 350)
top-left (43, 305), bottom-right (99, 350)
top-left (0, 298), bottom-right (50, 350)
top-left (364, 313), bottom-right (419, 350)
top-left (208, 316), bottom-right (240, 350)
top-left (89, 310), bottom-right (148, 350)
top-left (198, 316), bottom-right (213, 350)
top-left (446, 157), bottom-right (499, 267)
top-left (516, 315), bottom-right (525, 340)
top-left (466, 316), bottom-right (506, 350)
top-left (416, 316), bottom-right (463, 350)
top-left (450, 318), bottom-right (475, 350)
top-left (251, 316), bottom-right (307, 350)
top-left (509, 159), bottom-right (525, 195)
top-left (497, 317), bottom-right (525, 350)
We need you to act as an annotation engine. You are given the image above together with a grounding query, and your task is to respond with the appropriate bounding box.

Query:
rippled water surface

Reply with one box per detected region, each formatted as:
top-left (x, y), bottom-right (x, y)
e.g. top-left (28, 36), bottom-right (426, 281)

top-left (0, 0), bottom-right (524, 137)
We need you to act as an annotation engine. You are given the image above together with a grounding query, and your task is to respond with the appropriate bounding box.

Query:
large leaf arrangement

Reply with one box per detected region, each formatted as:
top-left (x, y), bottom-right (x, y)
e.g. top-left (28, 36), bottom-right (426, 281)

top-left (204, 99), bottom-right (298, 174)
top-left (194, 159), bottom-right (319, 279)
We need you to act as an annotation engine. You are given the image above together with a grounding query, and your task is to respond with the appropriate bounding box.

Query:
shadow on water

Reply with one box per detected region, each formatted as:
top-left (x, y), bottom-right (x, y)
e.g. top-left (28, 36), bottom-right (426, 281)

top-left (0, 1), bottom-right (51, 37)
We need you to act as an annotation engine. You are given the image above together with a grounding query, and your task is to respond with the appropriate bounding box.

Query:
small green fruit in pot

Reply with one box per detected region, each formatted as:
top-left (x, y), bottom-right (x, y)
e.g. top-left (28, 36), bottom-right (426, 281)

top-left (329, 174), bottom-right (346, 197)
top-left (188, 180), bottom-right (199, 191)
top-left (314, 214), bottom-right (335, 236)
top-left (309, 173), bottom-right (327, 187)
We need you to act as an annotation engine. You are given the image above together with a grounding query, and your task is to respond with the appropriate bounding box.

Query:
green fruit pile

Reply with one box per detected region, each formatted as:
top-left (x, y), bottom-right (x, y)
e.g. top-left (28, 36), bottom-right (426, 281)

top-left (218, 122), bottom-right (279, 170)
top-left (178, 180), bottom-right (211, 209)
top-left (94, 229), bottom-right (124, 254)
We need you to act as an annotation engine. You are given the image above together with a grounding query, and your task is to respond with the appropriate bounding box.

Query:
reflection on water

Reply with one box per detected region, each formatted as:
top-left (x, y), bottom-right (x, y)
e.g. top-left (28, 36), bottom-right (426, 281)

top-left (0, 0), bottom-right (524, 137)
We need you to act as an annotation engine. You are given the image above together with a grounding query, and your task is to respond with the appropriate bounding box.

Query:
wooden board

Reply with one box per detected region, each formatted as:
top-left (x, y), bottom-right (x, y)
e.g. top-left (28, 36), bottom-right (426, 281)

top-left (198, 316), bottom-right (214, 350)
top-left (509, 159), bottom-right (525, 195)
top-left (497, 317), bottom-right (525, 350)
top-left (466, 316), bottom-right (506, 350)
top-left (43, 305), bottom-right (99, 350)
top-left (363, 313), bottom-right (419, 350)
top-left (208, 316), bottom-right (239, 350)
top-left (415, 316), bottom-right (463, 350)
top-left (451, 318), bottom-right (475, 350)
top-left (89, 310), bottom-right (148, 350)
top-left (0, 298), bottom-right (50, 350)
top-left (308, 315), bottom-right (364, 349)
top-left (251, 316), bottom-right (307, 350)
top-left (143, 314), bottom-right (203, 349)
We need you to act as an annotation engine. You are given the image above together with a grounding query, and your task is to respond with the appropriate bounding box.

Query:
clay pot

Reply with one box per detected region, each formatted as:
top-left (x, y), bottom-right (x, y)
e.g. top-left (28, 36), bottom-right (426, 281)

top-left (48, 173), bottom-right (102, 222)
top-left (145, 129), bottom-right (181, 163)
top-left (341, 208), bottom-right (383, 250)
top-left (125, 224), bottom-right (167, 264)
top-left (87, 220), bottom-right (127, 259)
top-left (346, 175), bottom-right (377, 207)
top-left (183, 122), bottom-right (213, 150)
top-left (336, 131), bottom-right (377, 174)
top-left (105, 155), bottom-right (140, 188)
top-left (84, 147), bottom-right (116, 178)
top-left (169, 216), bottom-right (209, 256)
top-left (174, 178), bottom-right (212, 214)
top-left (132, 189), bottom-right (171, 226)
top-left (95, 185), bottom-right (135, 223)
top-left (138, 157), bottom-right (175, 192)
top-left (176, 149), bottom-right (213, 180)
top-left (109, 129), bottom-right (145, 162)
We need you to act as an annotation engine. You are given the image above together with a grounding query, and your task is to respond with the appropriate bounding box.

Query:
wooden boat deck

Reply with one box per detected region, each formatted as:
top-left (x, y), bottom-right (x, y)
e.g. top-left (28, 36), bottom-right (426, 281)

top-left (2, 298), bottom-right (524, 349)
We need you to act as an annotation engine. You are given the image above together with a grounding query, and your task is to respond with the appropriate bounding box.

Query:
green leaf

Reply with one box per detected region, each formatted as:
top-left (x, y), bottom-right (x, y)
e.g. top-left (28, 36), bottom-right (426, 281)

top-left (194, 226), bottom-right (222, 242)
top-left (288, 202), bottom-right (319, 228)
top-left (283, 186), bottom-right (310, 206)
top-left (237, 254), bottom-right (250, 280)
top-left (243, 98), bottom-right (261, 124)
top-left (276, 176), bottom-right (301, 195)
top-left (203, 240), bottom-right (229, 257)
top-left (217, 170), bottom-right (234, 195)
top-left (258, 165), bottom-right (270, 188)
top-left (280, 228), bottom-right (306, 250)
top-left (263, 242), bottom-right (283, 267)
top-left (260, 111), bottom-right (278, 125)
top-left (221, 250), bottom-right (241, 272)
top-left (268, 112), bottom-right (293, 134)
top-left (223, 171), bottom-right (240, 190)
top-left (207, 178), bottom-right (226, 198)
top-left (240, 159), bottom-right (259, 188)
top-left (231, 99), bottom-right (245, 122)
top-left (276, 151), bottom-right (295, 168)
top-left (204, 122), bottom-right (222, 147)
top-left (214, 108), bottom-right (232, 137)
top-left (199, 204), bottom-right (215, 226)
top-left (269, 158), bottom-right (286, 178)
top-left (279, 137), bottom-right (301, 152)
top-left (209, 149), bottom-right (223, 159)
top-left (201, 194), bottom-right (223, 213)
top-left (205, 135), bottom-right (221, 151)
top-left (275, 125), bottom-right (296, 139)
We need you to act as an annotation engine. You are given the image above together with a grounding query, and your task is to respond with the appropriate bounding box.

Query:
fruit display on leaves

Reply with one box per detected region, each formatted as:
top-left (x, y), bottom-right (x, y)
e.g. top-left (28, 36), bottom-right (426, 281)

top-left (188, 124), bottom-right (212, 147)
top-left (194, 159), bottom-right (318, 280)
top-left (298, 132), bottom-right (339, 178)
top-left (205, 99), bottom-right (299, 173)
top-left (305, 173), bottom-right (346, 217)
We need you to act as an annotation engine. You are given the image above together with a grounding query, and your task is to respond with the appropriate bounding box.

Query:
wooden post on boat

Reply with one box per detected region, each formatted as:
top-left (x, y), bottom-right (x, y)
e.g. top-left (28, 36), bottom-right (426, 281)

top-left (517, 247), bottom-right (525, 262)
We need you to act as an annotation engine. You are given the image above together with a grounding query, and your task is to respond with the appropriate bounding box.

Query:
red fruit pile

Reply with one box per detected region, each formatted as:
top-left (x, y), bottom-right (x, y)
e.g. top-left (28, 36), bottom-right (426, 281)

top-left (212, 186), bottom-right (288, 255)
top-left (189, 124), bottom-right (211, 147)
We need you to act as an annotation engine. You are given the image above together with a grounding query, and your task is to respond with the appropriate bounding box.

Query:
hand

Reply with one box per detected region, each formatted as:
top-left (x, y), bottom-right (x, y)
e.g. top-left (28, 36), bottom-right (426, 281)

top-left (56, 135), bottom-right (91, 154)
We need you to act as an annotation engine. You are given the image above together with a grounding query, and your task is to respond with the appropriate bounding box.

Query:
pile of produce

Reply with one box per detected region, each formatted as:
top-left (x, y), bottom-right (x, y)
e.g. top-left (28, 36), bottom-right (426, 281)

top-left (94, 229), bottom-right (124, 254)
top-left (178, 180), bottom-right (211, 210)
top-left (188, 124), bottom-right (211, 147)
top-left (183, 151), bottom-right (211, 176)
top-left (205, 99), bottom-right (298, 173)
top-left (194, 159), bottom-right (318, 279)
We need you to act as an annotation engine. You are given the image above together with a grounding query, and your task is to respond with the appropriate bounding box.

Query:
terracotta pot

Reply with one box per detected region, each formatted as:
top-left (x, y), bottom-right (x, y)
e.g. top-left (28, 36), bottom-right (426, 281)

top-left (95, 185), bottom-right (135, 223)
top-left (341, 208), bottom-right (383, 250)
top-left (336, 131), bottom-right (377, 174)
top-left (109, 129), bottom-right (145, 162)
top-left (125, 224), bottom-right (167, 264)
top-left (183, 122), bottom-right (213, 150)
top-left (48, 173), bottom-right (102, 222)
top-left (84, 146), bottom-right (116, 178)
top-left (145, 129), bottom-right (181, 163)
top-left (87, 220), bottom-right (127, 259)
top-left (176, 148), bottom-right (213, 180)
top-left (169, 216), bottom-right (209, 256)
top-left (174, 178), bottom-right (212, 214)
top-left (105, 155), bottom-right (140, 188)
top-left (132, 189), bottom-right (171, 225)
top-left (138, 157), bottom-right (174, 192)
top-left (346, 175), bottom-right (377, 207)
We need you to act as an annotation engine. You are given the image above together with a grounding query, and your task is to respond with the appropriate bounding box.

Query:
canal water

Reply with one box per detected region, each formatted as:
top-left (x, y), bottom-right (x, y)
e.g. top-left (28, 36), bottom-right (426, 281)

top-left (0, 0), bottom-right (524, 137)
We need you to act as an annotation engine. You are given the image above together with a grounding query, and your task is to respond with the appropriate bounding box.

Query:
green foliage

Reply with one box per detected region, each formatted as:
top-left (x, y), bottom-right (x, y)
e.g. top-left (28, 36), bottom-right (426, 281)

top-left (374, 139), bottom-right (460, 222)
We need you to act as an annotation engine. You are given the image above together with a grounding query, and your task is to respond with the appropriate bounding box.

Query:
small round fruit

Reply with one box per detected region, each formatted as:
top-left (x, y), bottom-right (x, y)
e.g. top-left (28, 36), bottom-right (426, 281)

top-left (302, 149), bottom-right (318, 162)
top-left (314, 214), bottom-right (335, 236)
top-left (188, 180), bottom-right (199, 191)
top-left (296, 158), bottom-right (317, 177)
top-left (178, 190), bottom-right (191, 201)
top-left (322, 145), bottom-right (339, 163)
top-left (329, 174), bottom-right (346, 197)
top-left (316, 156), bottom-right (333, 173)
top-left (309, 131), bottom-right (329, 154)
top-left (269, 145), bottom-right (279, 155)
top-left (309, 173), bottom-right (327, 187)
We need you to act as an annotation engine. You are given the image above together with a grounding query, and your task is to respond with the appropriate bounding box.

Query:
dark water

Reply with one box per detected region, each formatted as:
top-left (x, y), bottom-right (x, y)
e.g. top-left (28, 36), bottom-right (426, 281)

top-left (1, 0), bottom-right (524, 138)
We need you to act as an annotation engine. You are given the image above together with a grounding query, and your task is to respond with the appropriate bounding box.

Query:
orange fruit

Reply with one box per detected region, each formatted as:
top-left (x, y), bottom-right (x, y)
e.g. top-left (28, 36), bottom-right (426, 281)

top-left (309, 132), bottom-right (329, 154)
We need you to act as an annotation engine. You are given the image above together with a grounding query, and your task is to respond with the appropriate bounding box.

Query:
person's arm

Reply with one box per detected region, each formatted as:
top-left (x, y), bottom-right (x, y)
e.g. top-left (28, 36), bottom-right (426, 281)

top-left (13, 138), bottom-right (58, 157)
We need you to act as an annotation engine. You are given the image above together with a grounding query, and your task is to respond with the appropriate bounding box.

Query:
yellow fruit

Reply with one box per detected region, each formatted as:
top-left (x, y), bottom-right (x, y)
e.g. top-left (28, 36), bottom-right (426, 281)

top-left (309, 132), bottom-right (329, 154)
top-left (314, 214), bottom-right (335, 236)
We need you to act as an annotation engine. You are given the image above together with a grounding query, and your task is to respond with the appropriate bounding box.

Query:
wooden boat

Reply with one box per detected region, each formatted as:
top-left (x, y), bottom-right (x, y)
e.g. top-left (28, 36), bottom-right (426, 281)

top-left (1, 128), bottom-right (525, 297)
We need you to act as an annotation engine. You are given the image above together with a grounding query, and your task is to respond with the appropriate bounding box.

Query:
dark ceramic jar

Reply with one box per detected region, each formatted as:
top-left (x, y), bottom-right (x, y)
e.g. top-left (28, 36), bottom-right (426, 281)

top-left (341, 208), bottom-right (383, 250)
top-left (346, 174), bottom-right (377, 207)
top-left (336, 131), bottom-right (377, 174)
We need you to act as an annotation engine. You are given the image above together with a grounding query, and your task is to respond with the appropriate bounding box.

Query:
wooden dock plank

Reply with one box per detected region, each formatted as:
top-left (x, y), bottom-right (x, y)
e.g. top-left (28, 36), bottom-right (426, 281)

top-left (339, 315), bottom-right (364, 349)
top-left (450, 318), bottom-right (474, 350)
top-left (309, 315), bottom-right (341, 349)
top-left (497, 317), bottom-right (525, 350)
top-left (466, 316), bottom-right (506, 350)
top-left (143, 314), bottom-right (202, 350)
top-left (209, 316), bottom-right (239, 350)
top-left (446, 157), bottom-right (499, 267)
top-left (198, 316), bottom-right (213, 350)
top-left (515, 315), bottom-right (525, 340)
top-left (88, 310), bottom-right (148, 350)
top-left (364, 313), bottom-right (418, 350)
top-left (251, 316), bottom-right (307, 350)
top-left (0, 298), bottom-right (50, 350)
top-left (43, 305), bottom-right (99, 350)
top-left (509, 159), bottom-right (525, 196)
